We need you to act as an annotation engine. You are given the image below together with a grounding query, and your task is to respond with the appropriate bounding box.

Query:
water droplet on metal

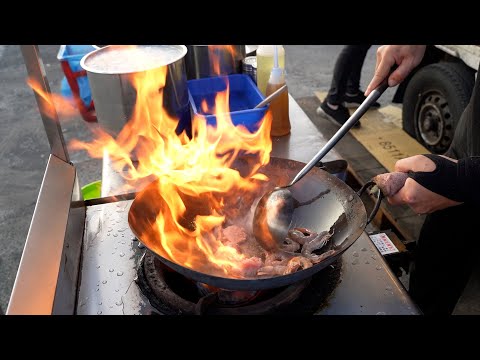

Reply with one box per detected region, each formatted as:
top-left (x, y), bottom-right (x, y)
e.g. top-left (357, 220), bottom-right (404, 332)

top-left (348, 195), bottom-right (354, 201)
top-left (96, 288), bottom-right (99, 292)
top-left (118, 228), bottom-right (127, 232)
top-left (376, 265), bottom-right (382, 270)
top-left (352, 251), bottom-right (359, 257)
top-left (107, 233), bottom-right (110, 236)
top-left (352, 258), bottom-right (359, 265)
top-left (97, 310), bottom-right (102, 315)
top-left (107, 228), bottom-right (113, 232)
top-left (113, 233), bottom-right (118, 237)
top-left (376, 311), bottom-right (386, 315)
top-left (109, 268), bottom-right (114, 272)
top-left (371, 255), bottom-right (377, 260)
top-left (109, 305), bottom-right (113, 309)
top-left (115, 289), bottom-right (120, 292)
top-left (361, 247), bottom-right (367, 252)
top-left (119, 252), bottom-right (125, 257)
top-left (102, 280), bottom-right (107, 284)
top-left (121, 241), bottom-right (125, 244)
top-left (112, 251), bottom-right (115, 254)
top-left (96, 265), bottom-right (100, 269)
top-left (98, 302), bottom-right (102, 305)
top-left (385, 286), bottom-right (392, 291)
top-left (114, 246), bottom-right (117, 250)
top-left (115, 301), bottom-right (123, 306)
top-left (117, 271), bottom-right (123, 276)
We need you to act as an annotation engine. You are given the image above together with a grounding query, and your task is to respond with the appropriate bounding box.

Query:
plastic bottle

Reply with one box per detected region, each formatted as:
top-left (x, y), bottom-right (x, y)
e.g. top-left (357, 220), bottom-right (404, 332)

top-left (265, 46), bottom-right (290, 137)
top-left (256, 45), bottom-right (285, 96)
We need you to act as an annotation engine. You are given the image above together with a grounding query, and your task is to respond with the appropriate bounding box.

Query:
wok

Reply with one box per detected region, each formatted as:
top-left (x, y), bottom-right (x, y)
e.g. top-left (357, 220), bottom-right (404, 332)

top-left (128, 156), bottom-right (382, 291)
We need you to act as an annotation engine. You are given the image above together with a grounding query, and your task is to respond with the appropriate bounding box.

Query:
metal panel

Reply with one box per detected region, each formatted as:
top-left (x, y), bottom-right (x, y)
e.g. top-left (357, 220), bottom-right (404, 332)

top-left (7, 155), bottom-right (77, 314)
top-left (52, 175), bottom-right (86, 314)
top-left (20, 45), bottom-right (70, 163)
top-left (317, 232), bottom-right (421, 315)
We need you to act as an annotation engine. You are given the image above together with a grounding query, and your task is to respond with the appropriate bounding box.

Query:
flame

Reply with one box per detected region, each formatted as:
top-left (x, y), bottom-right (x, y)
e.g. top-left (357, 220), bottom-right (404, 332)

top-left (208, 45), bottom-right (238, 76)
top-left (27, 78), bottom-right (78, 118)
top-left (64, 46), bottom-right (273, 278)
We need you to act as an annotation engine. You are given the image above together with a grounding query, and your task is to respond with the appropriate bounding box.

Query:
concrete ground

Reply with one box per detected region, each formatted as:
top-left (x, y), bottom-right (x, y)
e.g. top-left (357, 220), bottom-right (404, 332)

top-left (0, 45), bottom-right (396, 312)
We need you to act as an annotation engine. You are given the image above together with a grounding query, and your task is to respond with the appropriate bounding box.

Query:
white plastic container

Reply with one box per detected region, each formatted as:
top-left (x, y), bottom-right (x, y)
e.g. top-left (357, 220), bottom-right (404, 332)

top-left (256, 45), bottom-right (285, 96)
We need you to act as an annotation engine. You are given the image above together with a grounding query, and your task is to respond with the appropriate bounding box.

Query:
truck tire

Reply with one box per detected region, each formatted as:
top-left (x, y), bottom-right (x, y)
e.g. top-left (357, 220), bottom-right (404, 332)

top-left (402, 62), bottom-right (474, 153)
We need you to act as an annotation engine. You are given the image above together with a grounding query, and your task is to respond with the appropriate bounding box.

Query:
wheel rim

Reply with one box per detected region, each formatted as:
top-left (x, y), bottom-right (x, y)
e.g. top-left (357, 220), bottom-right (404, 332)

top-left (415, 90), bottom-right (453, 147)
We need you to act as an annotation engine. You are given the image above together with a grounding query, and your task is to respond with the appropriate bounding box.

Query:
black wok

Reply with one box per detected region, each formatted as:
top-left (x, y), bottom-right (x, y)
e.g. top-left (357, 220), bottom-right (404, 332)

top-left (128, 156), bottom-right (382, 291)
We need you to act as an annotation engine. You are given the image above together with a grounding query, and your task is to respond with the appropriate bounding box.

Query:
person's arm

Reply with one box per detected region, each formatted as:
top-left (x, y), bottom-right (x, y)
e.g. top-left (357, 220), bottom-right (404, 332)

top-left (365, 45), bottom-right (427, 96)
top-left (386, 155), bottom-right (480, 214)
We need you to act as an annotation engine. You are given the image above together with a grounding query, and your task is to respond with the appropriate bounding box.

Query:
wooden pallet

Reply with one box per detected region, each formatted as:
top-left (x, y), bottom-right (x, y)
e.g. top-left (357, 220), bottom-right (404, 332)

top-left (314, 92), bottom-right (428, 244)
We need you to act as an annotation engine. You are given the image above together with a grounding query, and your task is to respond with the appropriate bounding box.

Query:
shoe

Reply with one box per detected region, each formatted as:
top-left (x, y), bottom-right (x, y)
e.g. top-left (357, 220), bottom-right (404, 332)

top-left (317, 101), bottom-right (361, 128)
top-left (344, 91), bottom-right (381, 108)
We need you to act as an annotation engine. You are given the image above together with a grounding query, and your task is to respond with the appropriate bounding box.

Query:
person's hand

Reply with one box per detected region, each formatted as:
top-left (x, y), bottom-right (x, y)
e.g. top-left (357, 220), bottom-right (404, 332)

top-left (387, 155), bottom-right (462, 214)
top-left (365, 45), bottom-right (426, 96)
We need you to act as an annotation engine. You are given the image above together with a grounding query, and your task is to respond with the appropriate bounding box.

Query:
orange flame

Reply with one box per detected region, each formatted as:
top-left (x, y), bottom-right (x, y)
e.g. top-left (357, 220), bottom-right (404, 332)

top-left (208, 45), bottom-right (238, 76)
top-left (64, 46), bottom-right (273, 278)
top-left (27, 78), bottom-right (79, 119)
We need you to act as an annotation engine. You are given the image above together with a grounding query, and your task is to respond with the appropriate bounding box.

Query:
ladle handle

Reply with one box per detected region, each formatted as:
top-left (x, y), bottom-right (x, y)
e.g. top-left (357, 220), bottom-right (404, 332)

top-left (288, 75), bottom-right (392, 187)
top-left (255, 84), bottom-right (288, 109)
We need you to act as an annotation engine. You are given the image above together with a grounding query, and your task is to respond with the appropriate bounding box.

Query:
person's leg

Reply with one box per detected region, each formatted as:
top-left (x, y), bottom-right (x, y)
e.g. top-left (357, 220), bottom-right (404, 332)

top-left (409, 204), bottom-right (480, 315)
top-left (342, 45), bottom-right (380, 108)
top-left (319, 46), bottom-right (361, 126)
top-left (345, 45), bottom-right (371, 95)
top-left (325, 45), bottom-right (360, 105)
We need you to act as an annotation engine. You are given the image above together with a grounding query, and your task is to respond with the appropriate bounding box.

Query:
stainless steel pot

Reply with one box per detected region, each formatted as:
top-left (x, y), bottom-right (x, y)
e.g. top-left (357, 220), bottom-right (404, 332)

top-left (80, 45), bottom-right (190, 136)
top-left (185, 45), bottom-right (246, 80)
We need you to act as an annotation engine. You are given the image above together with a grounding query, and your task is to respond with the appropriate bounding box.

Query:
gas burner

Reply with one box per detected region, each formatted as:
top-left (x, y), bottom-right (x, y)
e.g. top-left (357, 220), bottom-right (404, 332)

top-left (136, 250), bottom-right (342, 315)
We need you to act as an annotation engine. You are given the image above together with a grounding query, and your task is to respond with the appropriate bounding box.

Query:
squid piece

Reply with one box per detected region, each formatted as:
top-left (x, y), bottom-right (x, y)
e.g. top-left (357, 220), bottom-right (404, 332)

top-left (309, 249), bottom-right (336, 264)
top-left (238, 257), bottom-right (263, 278)
top-left (283, 256), bottom-right (313, 274)
top-left (280, 238), bottom-right (301, 252)
top-left (301, 231), bottom-right (333, 262)
top-left (222, 225), bottom-right (247, 246)
top-left (288, 227), bottom-right (319, 245)
top-left (257, 265), bottom-right (287, 276)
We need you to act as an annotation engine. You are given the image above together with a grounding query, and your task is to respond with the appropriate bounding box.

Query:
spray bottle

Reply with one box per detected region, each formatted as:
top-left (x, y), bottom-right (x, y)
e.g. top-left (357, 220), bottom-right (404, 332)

top-left (265, 45), bottom-right (290, 137)
top-left (256, 45), bottom-right (285, 96)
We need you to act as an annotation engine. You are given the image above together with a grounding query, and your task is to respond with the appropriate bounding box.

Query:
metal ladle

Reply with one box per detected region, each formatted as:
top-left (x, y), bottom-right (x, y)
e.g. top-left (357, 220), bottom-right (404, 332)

top-left (254, 84), bottom-right (288, 109)
top-left (253, 79), bottom-right (390, 251)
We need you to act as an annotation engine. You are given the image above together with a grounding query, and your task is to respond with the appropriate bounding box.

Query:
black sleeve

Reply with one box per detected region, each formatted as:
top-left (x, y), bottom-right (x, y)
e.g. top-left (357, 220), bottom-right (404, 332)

top-left (408, 154), bottom-right (480, 206)
top-left (457, 156), bottom-right (480, 205)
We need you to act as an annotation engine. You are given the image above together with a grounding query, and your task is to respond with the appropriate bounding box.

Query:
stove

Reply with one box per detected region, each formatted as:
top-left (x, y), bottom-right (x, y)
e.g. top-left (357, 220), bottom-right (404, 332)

top-left (136, 250), bottom-right (342, 315)
top-left (74, 199), bottom-right (345, 316)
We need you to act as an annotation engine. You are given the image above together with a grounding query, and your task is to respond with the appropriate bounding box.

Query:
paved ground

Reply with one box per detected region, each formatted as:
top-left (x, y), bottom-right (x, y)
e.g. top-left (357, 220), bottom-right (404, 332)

top-left (0, 45), bottom-right (396, 312)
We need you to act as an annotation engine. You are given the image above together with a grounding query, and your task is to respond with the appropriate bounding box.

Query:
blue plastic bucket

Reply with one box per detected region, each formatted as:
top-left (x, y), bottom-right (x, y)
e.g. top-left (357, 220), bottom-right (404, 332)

top-left (188, 74), bottom-right (268, 133)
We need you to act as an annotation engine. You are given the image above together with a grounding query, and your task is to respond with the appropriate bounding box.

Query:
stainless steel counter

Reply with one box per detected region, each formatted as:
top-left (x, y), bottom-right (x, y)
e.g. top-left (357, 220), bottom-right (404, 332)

top-left (76, 95), bottom-right (420, 315)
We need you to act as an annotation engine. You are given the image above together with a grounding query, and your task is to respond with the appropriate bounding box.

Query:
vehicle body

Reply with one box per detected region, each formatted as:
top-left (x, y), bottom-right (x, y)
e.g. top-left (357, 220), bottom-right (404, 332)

top-left (393, 45), bottom-right (480, 154)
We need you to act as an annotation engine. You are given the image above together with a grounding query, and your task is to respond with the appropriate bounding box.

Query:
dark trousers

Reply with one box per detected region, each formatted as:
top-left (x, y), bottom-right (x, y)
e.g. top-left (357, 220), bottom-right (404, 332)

top-left (409, 205), bottom-right (480, 315)
top-left (326, 45), bottom-right (372, 105)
